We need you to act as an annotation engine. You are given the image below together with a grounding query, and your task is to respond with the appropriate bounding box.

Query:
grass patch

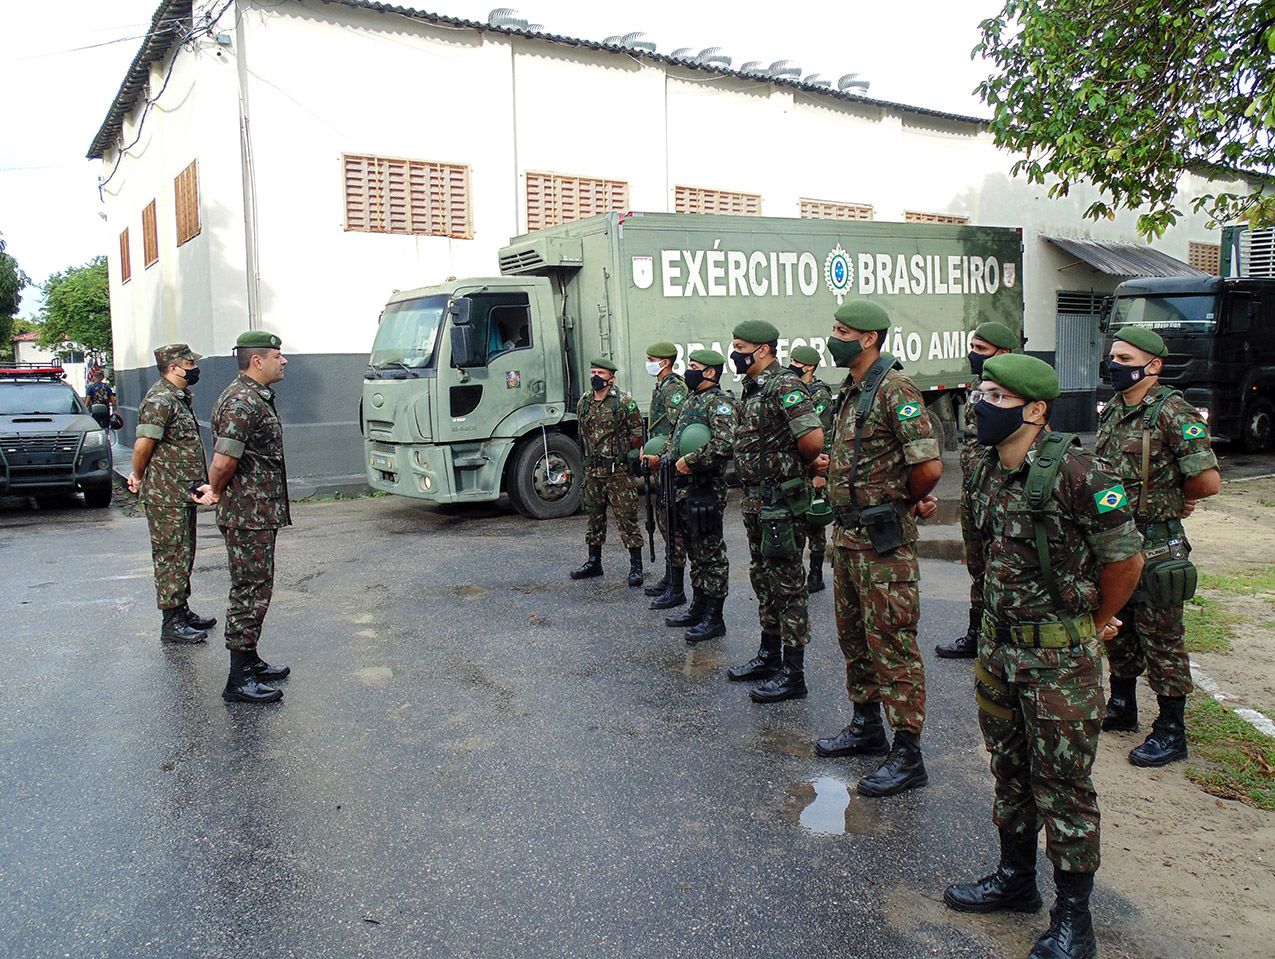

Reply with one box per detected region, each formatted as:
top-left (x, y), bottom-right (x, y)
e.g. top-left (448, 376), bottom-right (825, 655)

top-left (1183, 595), bottom-right (1237, 653)
top-left (1198, 564), bottom-right (1275, 598)
top-left (1185, 694), bottom-right (1275, 811)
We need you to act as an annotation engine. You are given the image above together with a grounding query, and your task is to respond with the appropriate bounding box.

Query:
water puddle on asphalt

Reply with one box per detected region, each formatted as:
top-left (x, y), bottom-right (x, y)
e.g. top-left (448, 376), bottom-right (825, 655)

top-left (454, 584), bottom-right (486, 599)
top-left (670, 647), bottom-right (723, 678)
top-left (781, 776), bottom-right (888, 836)
top-left (355, 666), bottom-right (401, 684)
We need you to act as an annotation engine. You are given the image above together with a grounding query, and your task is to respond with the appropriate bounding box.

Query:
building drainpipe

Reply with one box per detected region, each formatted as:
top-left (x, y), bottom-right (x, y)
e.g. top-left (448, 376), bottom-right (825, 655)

top-left (234, 0), bottom-right (261, 331)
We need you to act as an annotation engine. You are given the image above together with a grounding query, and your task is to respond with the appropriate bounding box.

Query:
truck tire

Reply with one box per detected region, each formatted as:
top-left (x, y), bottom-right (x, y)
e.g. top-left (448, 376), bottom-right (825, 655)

top-left (507, 433), bottom-right (582, 519)
top-left (1242, 397), bottom-right (1275, 453)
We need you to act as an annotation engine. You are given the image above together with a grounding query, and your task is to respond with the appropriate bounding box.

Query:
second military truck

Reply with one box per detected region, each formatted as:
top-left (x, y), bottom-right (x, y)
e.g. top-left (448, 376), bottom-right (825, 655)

top-left (362, 212), bottom-right (1024, 518)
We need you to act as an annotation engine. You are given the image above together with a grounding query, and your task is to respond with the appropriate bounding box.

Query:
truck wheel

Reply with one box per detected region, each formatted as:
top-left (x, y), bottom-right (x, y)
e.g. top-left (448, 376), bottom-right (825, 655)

top-left (1242, 397), bottom-right (1275, 453)
top-left (84, 484), bottom-right (112, 508)
top-left (507, 433), bottom-right (582, 519)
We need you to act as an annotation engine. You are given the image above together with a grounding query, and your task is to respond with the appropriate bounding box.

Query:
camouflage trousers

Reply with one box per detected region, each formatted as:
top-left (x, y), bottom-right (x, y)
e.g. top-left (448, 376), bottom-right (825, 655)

top-left (831, 542), bottom-right (926, 734)
top-left (655, 485), bottom-right (687, 566)
top-left (221, 526), bottom-right (277, 652)
top-left (1106, 599), bottom-right (1192, 697)
top-left (801, 515), bottom-right (826, 558)
top-left (960, 501), bottom-right (986, 616)
top-left (681, 487), bottom-right (729, 599)
top-left (742, 509), bottom-right (808, 649)
top-left (582, 471), bottom-right (643, 549)
top-left (976, 635), bottom-right (1103, 873)
top-left (144, 503), bottom-right (197, 610)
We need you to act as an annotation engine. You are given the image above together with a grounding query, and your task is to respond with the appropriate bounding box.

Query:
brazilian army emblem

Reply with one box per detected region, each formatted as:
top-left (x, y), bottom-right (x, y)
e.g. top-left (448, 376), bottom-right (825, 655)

top-left (1094, 485), bottom-right (1128, 513)
top-left (824, 243), bottom-right (855, 305)
top-left (896, 403), bottom-right (921, 419)
top-left (506, 370), bottom-right (521, 389)
top-left (782, 391), bottom-right (803, 407)
top-left (1182, 423), bottom-right (1206, 439)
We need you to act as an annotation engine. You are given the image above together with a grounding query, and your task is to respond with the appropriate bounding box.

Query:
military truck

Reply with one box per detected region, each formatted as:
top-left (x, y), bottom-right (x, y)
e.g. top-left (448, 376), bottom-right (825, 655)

top-left (362, 212), bottom-right (1024, 518)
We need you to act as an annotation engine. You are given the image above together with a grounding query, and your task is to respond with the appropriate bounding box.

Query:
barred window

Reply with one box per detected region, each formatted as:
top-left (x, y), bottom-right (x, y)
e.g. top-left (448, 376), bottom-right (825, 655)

top-left (904, 210), bottom-right (969, 225)
top-left (674, 185), bottom-right (761, 216)
top-left (800, 198), bottom-right (874, 221)
top-left (119, 229), bottom-right (132, 283)
top-left (142, 200), bottom-right (159, 267)
top-left (343, 154), bottom-right (472, 238)
top-left (174, 160), bottom-right (201, 246)
top-left (1188, 241), bottom-right (1220, 274)
top-left (526, 172), bottom-right (628, 232)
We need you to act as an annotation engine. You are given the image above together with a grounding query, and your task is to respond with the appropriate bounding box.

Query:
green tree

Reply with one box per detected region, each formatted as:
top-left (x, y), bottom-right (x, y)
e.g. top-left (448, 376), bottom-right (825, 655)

top-left (1, 231), bottom-right (32, 350)
top-left (39, 257), bottom-right (112, 355)
top-left (976, 0), bottom-right (1275, 237)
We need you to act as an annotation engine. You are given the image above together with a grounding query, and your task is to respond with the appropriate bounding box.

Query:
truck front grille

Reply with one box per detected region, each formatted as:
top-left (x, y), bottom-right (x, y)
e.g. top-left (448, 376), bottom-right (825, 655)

top-left (1, 432), bottom-right (81, 488)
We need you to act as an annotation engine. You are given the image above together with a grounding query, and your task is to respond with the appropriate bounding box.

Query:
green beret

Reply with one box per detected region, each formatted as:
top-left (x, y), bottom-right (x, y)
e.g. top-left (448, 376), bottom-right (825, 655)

top-left (1114, 326), bottom-right (1168, 358)
top-left (646, 341), bottom-right (678, 359)
top-left (589, 356), bottom-right (618, 372)
top-left (982, 354), bottom-right (1060, 401)
top-left (732, 319), bottom-right (780, 344)
top-left (688, 348), bottom-right (726, 366)
top-left (235, 330), bottom-right (282, 350)
top-left (971, 321), bottom-right (1018, 352)
top-left (154, 343), bottom-right (201, 368)
top-left (834, 300), bottom-right (890, 332)
top-left (790, 345), bottom-right (821, 366)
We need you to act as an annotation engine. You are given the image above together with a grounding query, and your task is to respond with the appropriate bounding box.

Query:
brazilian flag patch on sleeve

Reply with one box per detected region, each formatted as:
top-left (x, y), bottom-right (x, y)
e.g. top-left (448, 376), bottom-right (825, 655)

top-left (1094, 484), bottom-right (1128, 513)
top-left (627, 401), bottom-right (638, 412)
top-left (896, 403), bottom-right (921, 420)
top-left (782, 391), bottom-right (804, 407)
top-left (815, 403), bottom-right (826, 415)
top-left (671, 392), bottom-right (684, 405)
top-left (1182, 422), bottom-right (1206, 439)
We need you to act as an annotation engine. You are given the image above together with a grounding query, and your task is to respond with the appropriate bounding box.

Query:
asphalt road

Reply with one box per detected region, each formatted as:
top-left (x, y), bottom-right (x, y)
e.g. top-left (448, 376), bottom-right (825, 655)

top-left (0, 472), bottom-right (1254, 959)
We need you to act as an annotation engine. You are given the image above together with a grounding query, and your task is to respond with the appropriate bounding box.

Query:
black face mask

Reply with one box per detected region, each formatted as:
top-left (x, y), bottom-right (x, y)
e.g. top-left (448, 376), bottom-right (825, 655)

top-left (788, 364), bottom-right (810, 379)
top-left (179, 365), bottom-right (201, 387)
top-left (685, 368), bottom-right (708, 391)
top-left (974, 400), bottom-right (1024, 447)
top-left (967, 351), bottom-right (987, 377)
top-left (1108, 360), bottom-right (1149, 394)
top-left (730, 348), bottom-right (758, 374)
top-left (590, 374), bottom-right (610, 392)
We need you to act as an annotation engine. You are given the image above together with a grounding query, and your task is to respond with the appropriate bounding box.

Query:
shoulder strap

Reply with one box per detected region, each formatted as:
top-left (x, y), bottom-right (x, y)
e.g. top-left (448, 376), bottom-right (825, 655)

top-left (1138, 388), bottom-right (1173, 515)
top-left (1025, 431), bottom-right (1083, 644)
top-left (847, 354), bottom-right (904, 503)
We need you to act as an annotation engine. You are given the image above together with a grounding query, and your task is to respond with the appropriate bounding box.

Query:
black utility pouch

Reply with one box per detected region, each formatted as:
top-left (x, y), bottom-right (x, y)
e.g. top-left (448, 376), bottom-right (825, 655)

top-left (759, 505), bottom-right (798, 560)
top-left (860, 502), bottom-right (904, 555)
top-left (778, 476), bottom-right (812, 517)
top-left (685, 484), bottom-right (721, 535)
top-left (1141, 558), bottom-right (1197, 610)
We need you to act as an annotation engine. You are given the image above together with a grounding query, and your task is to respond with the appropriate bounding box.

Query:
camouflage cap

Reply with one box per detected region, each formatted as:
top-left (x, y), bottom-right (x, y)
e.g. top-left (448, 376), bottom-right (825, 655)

top-left (1114, 326), bottom-right (1168, 358)
top-left (790, 345), bottom-right (821, 366)
top-left (154, 343), bottom-right (202, 368)
top-left (645, 341), bottom-right (678, 359)
top-left (589, 356), bottom-right (618, 372)
top-left (732, 319), bottom-right (780, 344)
top-left (983, 353), bottom-right (1060, 401)
top-left (235, 330), bottom-right (282, 350)
top-left (834, 300), bottom-right (890, 332)
top-left (688, 348), bottom-right (727, 366)
top-left (971, 321), bottom-right (1019, 352)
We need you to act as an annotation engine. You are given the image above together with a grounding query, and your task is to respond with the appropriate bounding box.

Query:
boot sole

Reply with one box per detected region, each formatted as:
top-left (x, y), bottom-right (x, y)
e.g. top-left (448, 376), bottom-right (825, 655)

top-left (1128, 748), bottom-right (1187, 768)
top-left (942, 889), bottom-right (1042, 914)
top-left (813, 742), bottom-right (890, 758)
top-left (749, 687), bottom-right (809, 703)
top-left (728, 669), bottom-right (779, 682)
top-left (161, 634), bottom-right (208, 645)
top-left (857, 771), bottom-right (928, 798)
top-left (222, 690), bottom-right (283, 703)
top-left (1101, 720), bottom-right (1140, 732)
top-left (650, 596), bottom-right (688, 610)
top-left (685, 629), bottom-right (725, 644)
top-left (934, 647), bottom-right (976, 659)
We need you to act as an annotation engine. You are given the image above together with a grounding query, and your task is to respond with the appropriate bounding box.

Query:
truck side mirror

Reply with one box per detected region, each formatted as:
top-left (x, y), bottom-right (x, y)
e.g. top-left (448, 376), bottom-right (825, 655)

top-left (1098, 296), bottom-right (1114, 332)
top-left (450, 325), bottom-right (480, 367)
top-left (447, 297), bottom-right (472, 326)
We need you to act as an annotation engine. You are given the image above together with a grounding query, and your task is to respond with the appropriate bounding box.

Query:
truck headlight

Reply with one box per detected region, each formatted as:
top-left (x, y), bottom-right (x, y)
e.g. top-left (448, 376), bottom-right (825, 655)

top-left (81, 430), bottom-right (108, 451)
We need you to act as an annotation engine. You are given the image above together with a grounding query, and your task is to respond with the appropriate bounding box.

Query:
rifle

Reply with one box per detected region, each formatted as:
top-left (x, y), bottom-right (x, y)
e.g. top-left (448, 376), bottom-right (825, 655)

top-left (660, 454), bottom-right (680, 586)
top-left (644, 456), bottom-right (657, 562)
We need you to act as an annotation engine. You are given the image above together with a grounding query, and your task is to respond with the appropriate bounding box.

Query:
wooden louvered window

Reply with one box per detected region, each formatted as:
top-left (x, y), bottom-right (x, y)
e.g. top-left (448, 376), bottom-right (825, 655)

top-left (142, 200), bottom-right (159, 267)
top-left (343, 154), bottom-right (472, 238)
top-left (1188, 241), bottom-right (1220, 274)
top-left (174, 160), bottom-right (201, 246)
top-left (525, 172), bottom-right (628, 232)
top-left (800, 198), bottom-right (874, 221)
top-left (119, 229), bottom-right (132, 283)
top-left (674, 185), bottom-right (761, 216)
top-left (904, 210), bottom-right (969, 225)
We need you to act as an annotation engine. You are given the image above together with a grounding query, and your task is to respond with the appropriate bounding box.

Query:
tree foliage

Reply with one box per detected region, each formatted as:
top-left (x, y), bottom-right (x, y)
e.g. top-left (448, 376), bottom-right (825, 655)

top-left (39, 257), bottom-right (112, 355)
top-left (1, 232), bottom-right (32, 349)
top-left (975, 0), bottom-right (1275, 237)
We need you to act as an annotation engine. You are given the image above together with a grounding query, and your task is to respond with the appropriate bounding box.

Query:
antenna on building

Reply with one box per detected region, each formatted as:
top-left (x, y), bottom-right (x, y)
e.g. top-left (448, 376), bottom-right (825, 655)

top-left (803, 73), bottom-right (832, 88)
top-left (695, 47), bottom-right (732, 67)
top-left (767, 60), bottom-right (802, 79)
top-left (838, 73), bottom-right (871, 96)
top-left (487, 8), bottom-right (529, 28)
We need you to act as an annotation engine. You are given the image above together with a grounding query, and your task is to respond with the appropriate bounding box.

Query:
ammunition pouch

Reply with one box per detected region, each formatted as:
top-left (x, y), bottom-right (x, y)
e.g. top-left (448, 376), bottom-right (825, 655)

top-left (1140, 558), bottom-right (1197, 610)
top-left (586, 454), bottom-right (621, 474)
top-left (860, 502), bottom-right (904, 555)
top-left (778, 476), bottom-right (811, 517)
top-left (685, 483), bottom-right (721, 536)
top-left (974, 661), bottom-right (1017, 721)
top-left (758, 504), bottom-right (798, 560)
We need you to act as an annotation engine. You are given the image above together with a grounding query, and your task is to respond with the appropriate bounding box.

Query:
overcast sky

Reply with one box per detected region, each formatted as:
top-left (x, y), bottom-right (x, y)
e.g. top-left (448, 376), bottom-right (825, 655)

top-left (0, 0), bottom-right (1001, 317)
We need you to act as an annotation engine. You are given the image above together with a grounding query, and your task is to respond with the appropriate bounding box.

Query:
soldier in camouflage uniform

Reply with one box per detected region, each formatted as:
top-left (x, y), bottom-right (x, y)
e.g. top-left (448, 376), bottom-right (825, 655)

top-left (944, 354), bottom-right (1143, 959)
top-left (642, 341), bottom-right (689, 609)
top-left (208, 331), bottom-right (293, 704)
top-left (127, 344), bottom-right (217, 644)
top-left (569, 357), bottom-right (646, 587)
top-left (937, 320), bottom-right (1018, 659)
top-left (788, 344), bottom-right (836, 594)
top-left (645, 349), bottom-right (737, 643)
top-left (1095, 326), bottom-right (1220, 767)
top-left (812, 302), bottom-right (942, 799)
top-left (724, 320), bottom-right (825, 703)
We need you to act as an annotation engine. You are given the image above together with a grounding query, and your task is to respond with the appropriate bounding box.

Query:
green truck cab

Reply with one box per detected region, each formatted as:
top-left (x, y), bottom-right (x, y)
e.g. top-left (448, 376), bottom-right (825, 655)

top-left (363, 212), bottom-right (1024, 518)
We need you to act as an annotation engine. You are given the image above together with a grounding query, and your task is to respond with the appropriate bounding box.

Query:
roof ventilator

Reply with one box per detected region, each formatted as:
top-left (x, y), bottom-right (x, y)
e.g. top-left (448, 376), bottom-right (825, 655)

top-left (838, 73), bottom-right (871, 96)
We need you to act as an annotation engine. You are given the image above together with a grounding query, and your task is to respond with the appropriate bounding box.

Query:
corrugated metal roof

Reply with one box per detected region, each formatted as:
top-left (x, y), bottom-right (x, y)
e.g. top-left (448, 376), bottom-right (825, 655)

top-left (88, 0), bottom-right (987, 159)
top-left (1041, 235), bottom-right (1207, 278)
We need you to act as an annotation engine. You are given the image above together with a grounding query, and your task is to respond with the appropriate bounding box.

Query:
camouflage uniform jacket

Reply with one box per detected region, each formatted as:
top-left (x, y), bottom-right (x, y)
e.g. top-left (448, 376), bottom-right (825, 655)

top-left (734, 362), bottom-right (822, 512)
top-left (212, 374), bottom-right (292, 530)
top-left (1094, 386), bottom-right (1217, 524)
top-left (663, 385), bottom-right (738, 498)
top-left (828, 367), bottom-right (941, 550)
top-left (969, 433), bottom-right (1142, 626)
top-left (136, 377), bottom-right (207, 507)
top-left (577, 385), bottom-right (643, 470)
top-left (959, 397), bottom-right (985, 479)
top-left (648, 372), bottom-right (688, 441)
top-left (807, 377), bottom-right (835, 434)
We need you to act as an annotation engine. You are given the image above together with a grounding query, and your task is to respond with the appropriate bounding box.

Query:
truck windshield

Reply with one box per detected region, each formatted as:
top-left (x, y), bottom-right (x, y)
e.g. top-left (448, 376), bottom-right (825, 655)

top-left (369, 295), bottom-right (448, 371)
top-left (0, 383), bottom-right (82, 415)
top-left (1110, 293), bottom-right (1217, 335)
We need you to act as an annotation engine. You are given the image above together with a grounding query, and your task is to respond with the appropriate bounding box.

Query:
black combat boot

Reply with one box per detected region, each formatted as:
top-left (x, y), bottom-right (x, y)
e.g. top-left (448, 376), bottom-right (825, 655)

top-left (627, 547), bottom-right (644, 587)
top-left (179, 602), bottom-right (218, 632)
top-left (815, 701), bottom-right (890, 757)
top-left (570, 545), bottom-right (603, 580)
top-left (1101, 676), bottom-right (1139, 732)
top-left (649, 566), bottom-right (687, 610)
top-left (222, 650), bottom-right (284, 703)
top-left (644, 568), bottom-right (671, 597)
top-left (727, 632), bottom-right (782, 682)
top-left (1028, 868), bottom-right (1097, 959)
top-left (936, 606), bottom-right (980, 658)
top-left (249, 650), bottom-right (291, 680)
top-left (1129, 694), bottom-right (1188, 767)
top-left (161, 607), bottom-right (208, 645)
top-left (857, 729), bottom-right (928, 797)
top-left (666, 591), bottom-right (706, 627)
top-left (806, 552), bottom-right (825, 593)
top-left (685, 595), bottom-right (726, 644)
top-left (943, 829), bottom-right (1043, 913)
top-left (750, 645), bottom-right (807, 703)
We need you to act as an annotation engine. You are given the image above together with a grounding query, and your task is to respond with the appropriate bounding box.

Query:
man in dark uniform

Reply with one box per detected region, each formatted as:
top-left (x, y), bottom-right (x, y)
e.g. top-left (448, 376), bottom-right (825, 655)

top-left (570, 358), bottom-right (646, 587)
top-left (724, 320), bottom-right (825, 703)
top-left (788, 344), bottom-right (835, 593)
top-left (643, 341), bottom-right (689, 609)
top-left (85, 369), bottom-right (116, 416)
top-left (208, 331), bottom-right (293, 704)
top-left (944, 354), bottom-right (1143, 959)
top-left (127, 343), bottom-right (217, 644)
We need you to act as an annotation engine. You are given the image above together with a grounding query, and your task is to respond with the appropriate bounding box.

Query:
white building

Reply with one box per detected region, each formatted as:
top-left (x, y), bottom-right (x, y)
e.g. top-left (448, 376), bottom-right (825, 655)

top-left (89, 0), bottom-right (1237, 482)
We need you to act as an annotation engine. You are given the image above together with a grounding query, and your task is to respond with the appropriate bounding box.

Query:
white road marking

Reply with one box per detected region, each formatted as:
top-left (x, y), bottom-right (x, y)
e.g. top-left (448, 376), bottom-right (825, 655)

top-left (1190, 660), bottom-right (1275, 738)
